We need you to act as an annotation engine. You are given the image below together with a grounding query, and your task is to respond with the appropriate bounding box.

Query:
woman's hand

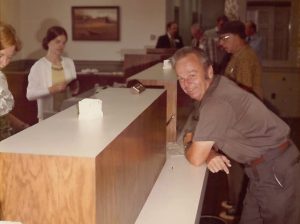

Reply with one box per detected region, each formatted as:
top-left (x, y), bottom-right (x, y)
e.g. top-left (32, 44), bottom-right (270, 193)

top-left (48, 82), bottom-right (67, 94)
top-left (206, 150), bottom-right (231, 174)
top-left (183, 131), bottom-right (193, 148)
top-left (69, 80), bottom-right (80, 96)
top-left (7, 113), bottom-right (29, 132)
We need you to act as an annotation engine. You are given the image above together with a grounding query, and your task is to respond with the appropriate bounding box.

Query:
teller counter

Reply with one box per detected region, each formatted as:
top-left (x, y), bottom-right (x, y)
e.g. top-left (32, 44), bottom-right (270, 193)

top-left (0, 88), bottom-right (166, 224)
top-left (135, 154), bottom-right (207, 224)
top-left (127, 63), bottom-right (194, 143)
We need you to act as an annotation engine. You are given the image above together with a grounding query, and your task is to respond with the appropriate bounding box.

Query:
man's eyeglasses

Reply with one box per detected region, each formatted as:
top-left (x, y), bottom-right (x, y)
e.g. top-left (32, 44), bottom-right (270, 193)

top-left (219, 34), bottom-right (231, 42)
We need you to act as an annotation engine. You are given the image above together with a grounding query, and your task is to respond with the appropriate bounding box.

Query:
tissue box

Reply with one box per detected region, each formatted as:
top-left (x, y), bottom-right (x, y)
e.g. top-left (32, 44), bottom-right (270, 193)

top-left (163, 59), bottom-right (172, 69)
top-left (78, 98), bottom-right (103, 120)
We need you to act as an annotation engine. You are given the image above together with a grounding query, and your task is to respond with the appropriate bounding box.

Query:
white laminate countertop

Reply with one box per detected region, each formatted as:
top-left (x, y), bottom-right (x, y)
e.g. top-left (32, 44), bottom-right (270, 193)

top-left (0, 88), bottom-right (165, 158)
top-left (127, 63), bottom-right (178, 82)
top-left (135, 155), bottom-right (208, 224)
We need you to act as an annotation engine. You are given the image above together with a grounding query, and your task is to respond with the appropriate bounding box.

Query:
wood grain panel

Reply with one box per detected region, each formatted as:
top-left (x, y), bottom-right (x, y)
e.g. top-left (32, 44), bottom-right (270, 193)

top-left (0, 154), bottom-right (95, 224)
top-left (95, 92), bottom-right (167, 224)
top-left (146, 48), bottom-right (177, 58)
top-left (0, 91), bottom-right (167, 224)
top-left (123, 54), bottom-right (162, 72)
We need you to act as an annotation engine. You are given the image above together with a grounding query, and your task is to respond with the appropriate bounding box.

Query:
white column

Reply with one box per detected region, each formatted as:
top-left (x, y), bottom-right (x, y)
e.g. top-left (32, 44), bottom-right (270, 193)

top-left (179, 0), bottom-right (192, 45)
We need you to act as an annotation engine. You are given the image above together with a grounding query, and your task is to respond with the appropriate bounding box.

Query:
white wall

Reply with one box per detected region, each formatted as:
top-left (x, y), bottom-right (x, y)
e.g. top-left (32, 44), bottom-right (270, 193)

top-left (0, 0), bottom-right (20, 27)
top-left (14, 0), bottom-right (165, 61)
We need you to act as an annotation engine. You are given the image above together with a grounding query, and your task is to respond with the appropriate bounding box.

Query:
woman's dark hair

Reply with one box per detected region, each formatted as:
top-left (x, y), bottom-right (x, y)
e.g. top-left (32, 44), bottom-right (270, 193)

top-left (42, 26), bottom-right (68, 50)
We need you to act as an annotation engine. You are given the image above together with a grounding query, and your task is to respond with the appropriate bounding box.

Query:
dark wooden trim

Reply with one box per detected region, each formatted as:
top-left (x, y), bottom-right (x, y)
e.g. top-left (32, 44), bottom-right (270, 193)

top-left (247, 1), bottom-right (291, 7)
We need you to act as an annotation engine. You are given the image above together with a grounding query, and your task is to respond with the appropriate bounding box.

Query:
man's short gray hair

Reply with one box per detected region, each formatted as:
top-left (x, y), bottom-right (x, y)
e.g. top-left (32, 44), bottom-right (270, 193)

top-left (171, 47), bottom-right (212, 70)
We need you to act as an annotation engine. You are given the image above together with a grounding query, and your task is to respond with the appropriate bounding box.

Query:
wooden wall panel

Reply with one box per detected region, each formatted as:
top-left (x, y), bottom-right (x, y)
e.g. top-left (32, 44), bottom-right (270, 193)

top-left (0, 91), bottom-right (167, 224)
top-left (0, 154), bottom-right (95, 224)
top-left (95, 93), bottom-right (166, 224)
top-left (123, 54), bottom-right (162, 72)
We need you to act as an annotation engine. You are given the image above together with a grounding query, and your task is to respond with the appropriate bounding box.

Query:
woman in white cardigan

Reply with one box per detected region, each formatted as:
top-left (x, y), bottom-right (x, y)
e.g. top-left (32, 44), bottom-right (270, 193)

top-left (27, 26), bottom-right (79, 121)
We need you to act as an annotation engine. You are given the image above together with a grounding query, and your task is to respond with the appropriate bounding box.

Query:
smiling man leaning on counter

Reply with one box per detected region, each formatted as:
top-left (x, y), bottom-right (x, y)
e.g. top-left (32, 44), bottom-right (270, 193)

top-left (173, 46), bottom-right (300, 224)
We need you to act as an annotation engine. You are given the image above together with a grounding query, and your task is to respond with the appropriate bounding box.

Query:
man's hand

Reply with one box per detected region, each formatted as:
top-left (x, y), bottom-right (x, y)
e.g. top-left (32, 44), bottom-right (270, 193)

top-left (206, 150), bottom-right (231, 174)
top-left (183, 131), bottom-right (193, 148)
top-left (185, 141), bottom-right (214, 166)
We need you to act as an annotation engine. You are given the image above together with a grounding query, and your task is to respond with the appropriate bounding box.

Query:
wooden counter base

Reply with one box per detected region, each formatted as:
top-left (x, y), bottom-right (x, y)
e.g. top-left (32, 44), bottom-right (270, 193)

top-left (0, 89), bottom-right (167, 224)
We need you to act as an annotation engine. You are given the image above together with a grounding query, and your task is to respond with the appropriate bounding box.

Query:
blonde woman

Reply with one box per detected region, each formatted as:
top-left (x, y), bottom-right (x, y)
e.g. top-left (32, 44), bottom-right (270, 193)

top-left (0, 22), bottom-right (29, 140)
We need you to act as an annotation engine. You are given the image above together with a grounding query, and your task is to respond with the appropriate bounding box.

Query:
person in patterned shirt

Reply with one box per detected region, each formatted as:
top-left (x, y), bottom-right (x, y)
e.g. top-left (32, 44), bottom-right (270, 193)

top-left (219, 20), bottom-right (263, 99)
top-left (0, 21), bottom-right (29, 140)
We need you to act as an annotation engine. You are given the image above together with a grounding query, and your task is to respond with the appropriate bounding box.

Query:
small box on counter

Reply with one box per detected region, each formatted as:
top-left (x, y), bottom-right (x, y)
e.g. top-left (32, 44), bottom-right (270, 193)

top-left (78, 98), bottom-right (103, 120)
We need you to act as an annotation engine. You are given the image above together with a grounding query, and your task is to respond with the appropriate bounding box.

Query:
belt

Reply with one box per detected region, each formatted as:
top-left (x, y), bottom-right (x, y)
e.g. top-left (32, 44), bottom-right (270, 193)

top-left (248, 140), bottom-right (290, 166)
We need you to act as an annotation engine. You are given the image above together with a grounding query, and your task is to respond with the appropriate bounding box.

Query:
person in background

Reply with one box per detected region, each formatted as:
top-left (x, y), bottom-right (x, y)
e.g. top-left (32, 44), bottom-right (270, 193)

top-left (173, 46), bottom-right (300, 224)
top-left (204, 15), bottom-right (229, 74)
top-left (156, 21), bottom-right (184, 49)
top-left (218, 20), bottom-right (264, 219)
top-left (27, 26), bottom-right (79, 121)
top-left (0, 21), bottom-right (29, 140)
top-left (245, 20), bottom-right (263, 60)
top-left (219, 20), bottom-right (263, 99)
top-left (190, 23), bottom-right (207, 51)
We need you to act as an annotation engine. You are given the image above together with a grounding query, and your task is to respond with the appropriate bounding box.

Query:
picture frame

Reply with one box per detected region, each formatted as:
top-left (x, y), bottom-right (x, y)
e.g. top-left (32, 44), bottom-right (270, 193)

top-left (72, 6), bottom-right (120, 41)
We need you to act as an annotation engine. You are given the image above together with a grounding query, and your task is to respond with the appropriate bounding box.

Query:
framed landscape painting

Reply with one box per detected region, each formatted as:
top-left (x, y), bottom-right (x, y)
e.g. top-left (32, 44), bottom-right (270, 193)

top-left (72, 6), bottom-right (120, 41)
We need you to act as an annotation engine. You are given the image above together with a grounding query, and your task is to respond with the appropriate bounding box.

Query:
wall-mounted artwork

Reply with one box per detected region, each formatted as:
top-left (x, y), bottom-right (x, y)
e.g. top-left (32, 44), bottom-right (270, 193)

top-left (72, 6), bottom-right (120, 41)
